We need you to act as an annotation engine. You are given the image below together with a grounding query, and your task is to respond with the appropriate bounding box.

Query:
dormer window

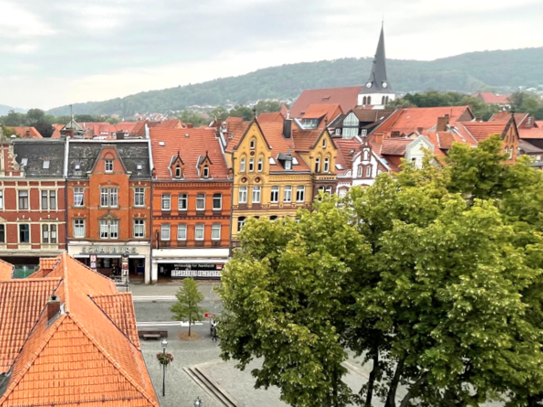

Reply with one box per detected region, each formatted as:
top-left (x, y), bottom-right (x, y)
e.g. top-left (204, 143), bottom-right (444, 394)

top-left (175, 166), bottom-right (181, 179)
top-left (250, 139), bottom-right (256, 149)
top-left (285, 160), bottom-right (292, 171)
top-left (203, 165), bottom-right (210, 178)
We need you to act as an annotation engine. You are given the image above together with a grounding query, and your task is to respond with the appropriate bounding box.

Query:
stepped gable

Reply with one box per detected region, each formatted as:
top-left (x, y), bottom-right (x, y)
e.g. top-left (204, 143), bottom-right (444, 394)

top-left (150, 127), bottom-right (229, 180)
top-left (0, 253), bottom-right (159, 407)
top-left (290, 86), bottom-right (363, 118)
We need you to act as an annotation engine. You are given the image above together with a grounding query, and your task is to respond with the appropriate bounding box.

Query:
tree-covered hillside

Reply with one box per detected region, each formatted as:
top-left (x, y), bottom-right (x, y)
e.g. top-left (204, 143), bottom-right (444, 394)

top-left (47, 47), bottom-right (543, 117)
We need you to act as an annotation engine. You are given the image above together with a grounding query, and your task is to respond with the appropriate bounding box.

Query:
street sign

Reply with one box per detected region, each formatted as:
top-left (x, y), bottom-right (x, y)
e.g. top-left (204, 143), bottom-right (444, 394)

top-left (204, 313), bottom-right (215, 318)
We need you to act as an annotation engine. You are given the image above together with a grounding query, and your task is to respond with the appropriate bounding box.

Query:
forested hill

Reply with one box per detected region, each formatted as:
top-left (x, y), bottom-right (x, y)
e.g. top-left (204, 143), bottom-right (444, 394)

top-left (47, 47), bottom-right (543, 116)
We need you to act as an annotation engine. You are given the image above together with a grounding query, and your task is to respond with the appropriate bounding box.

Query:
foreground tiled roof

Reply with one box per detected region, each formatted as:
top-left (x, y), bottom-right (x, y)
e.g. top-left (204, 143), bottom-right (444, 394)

top-left (0, 260), bottom-right (13, 281)
top-left (459, 122), bottom-right (508, 142)
top-left (301, 103), bottom-right (343, 124)
top-left (150, 127), bottom-right (229, 180)
top-left (256, 112), bottom-right (284, 123)
top-left (0, 254), bottom-right (159, 407)
top-left (290, 86), bottom-right (363, 118)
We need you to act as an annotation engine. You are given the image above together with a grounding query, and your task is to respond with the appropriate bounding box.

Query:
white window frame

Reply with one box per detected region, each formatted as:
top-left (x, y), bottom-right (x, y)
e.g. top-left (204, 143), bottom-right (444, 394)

top-left (105, 159), bottom-right (113, 172)
top-left (74, 219), bottom-right (85, 238)
top-left (252, 186), bottom-right (261, 203)
top-left (177, 224), bottom-right (187, 240)
top-left (175, 166), bottom-right (182, 178)
top-left (237, 217), bottom-right (245, 232)
top-left (203, 165), bottom-right (210, 178)
top-left (134, 188), bottom-right (145, 207)
top-left (195, 224), bottom-right (204, 241)
top-left (296, 186), bottom-right (305, 203)
top-left (41, 190), bottom-right (48, 210)
top-left (240, 158), bottom-right (246, 173)
top-left (74, 187), bottom-right (84, 207)
top-left (365, 165), bottom-right (372, 178)
top-left (42, 224), bottom-right (49, 244)
top-left (213, 193), bottom-right (222, 210)
top-left (285, 160), bottom-right (292, 170)
top-left (0, 190), bottom-right (4, 210)
top-left (161, 224), bottom-right (170, 241)
top-left (18, 190), bottom-right (29, 210)
top-left (178, 193), bottom-right (188, 211)
top-left (270, 186), bottom-right (279, 203)
top-left (162, 194), bottom-right (171, 210)
top-left (100, 188), bottom-right (109, 207)
top-left (249, 158), bottom-right (254, 172)
top-left (283, 186), bottom-right (292, 203)
top-left (134, 219), bottom-right (145, 238)
top-left (212, 224), bottom-right (221, 240)
top-left (324, 158), bottom-right (330, 173)
top-left (257, 158), bottom-right (263, 172)
top-left (100, 220), bottom-right (109, 239)
top-left (196, 193), bottom-right (205, 210)
top-left (250, 139), bottom-right (256, 149)
top-left (315, 158), bottom-right (321, 173)
top-left (110, 189), bottom-right (118, 207)
top-left (0, 224), bottom-right (6, 243)
top-left (110, 220), bottom-right (118, 239)
top-left (239, 186), bottom-right (247, 204)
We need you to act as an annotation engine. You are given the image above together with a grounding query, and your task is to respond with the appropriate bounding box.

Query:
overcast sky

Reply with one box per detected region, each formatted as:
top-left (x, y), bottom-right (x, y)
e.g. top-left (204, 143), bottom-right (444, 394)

top-left (1, 0), bottom-right (542, 110)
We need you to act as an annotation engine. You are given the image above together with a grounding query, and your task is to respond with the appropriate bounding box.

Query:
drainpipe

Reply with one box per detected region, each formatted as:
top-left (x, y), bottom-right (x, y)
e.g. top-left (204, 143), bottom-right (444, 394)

top-left (228, 155), bottom-right (235, 257)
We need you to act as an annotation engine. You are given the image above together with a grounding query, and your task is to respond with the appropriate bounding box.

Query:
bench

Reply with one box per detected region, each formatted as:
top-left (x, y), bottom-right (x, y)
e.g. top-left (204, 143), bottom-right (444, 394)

top-left (138, 330), bottom-right (168, 340)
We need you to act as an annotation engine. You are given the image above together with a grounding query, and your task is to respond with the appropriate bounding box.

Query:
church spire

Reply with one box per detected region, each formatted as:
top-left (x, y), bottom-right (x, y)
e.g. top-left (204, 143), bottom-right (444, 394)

top-left (364, 24), bottom-right (391, 93)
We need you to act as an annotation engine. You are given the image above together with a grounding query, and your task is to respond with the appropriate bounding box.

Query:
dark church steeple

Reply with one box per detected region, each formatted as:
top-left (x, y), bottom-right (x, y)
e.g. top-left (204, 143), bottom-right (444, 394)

top-left (363, 24), bottom-right (391, 94)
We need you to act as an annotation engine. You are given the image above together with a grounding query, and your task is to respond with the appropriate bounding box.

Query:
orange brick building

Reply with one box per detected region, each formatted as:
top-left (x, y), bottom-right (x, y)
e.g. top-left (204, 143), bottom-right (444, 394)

top-left (65, 139), bottom-right (153, 282)
top-left (150, 127), bottom-right (231, 279)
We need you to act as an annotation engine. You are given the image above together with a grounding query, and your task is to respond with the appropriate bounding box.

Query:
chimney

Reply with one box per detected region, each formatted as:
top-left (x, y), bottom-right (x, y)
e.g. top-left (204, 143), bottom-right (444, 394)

top-left (436, 116), bottom-right (449, 132)
top-left (47, 295), bottom-right (61, 321)
top-left (417, 127), bottom-right (424, 134)
top-left (283, 117), bottom-right (292, 139)
top-left (24, 130), bottom-right (31, 138)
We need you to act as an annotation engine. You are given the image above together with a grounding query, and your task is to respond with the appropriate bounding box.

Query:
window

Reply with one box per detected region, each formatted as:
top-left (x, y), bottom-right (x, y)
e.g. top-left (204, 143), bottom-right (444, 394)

top-left (249, 158), bottom-right (254, 172)
top-left (237, 217), bottom-right (246, 232)
top-left (240, 158), bottom-right (246, 172)
top-left (213, 193), bottom-right (222, 210)
top-left (110, 189), bottom-right (118, 207)
top-left (74, 219), bottom-right (85, 238)
top-left (105, 159), bottom-right (113, 172)
top-left (195, 224), bottom-right (204, 240)
top-left (203, 165), bottom-right (210, 178)
top-left (162, 194), bottom-right (171, 210)
top-left (338, 188), bottom-right (347, 198)
top-left (367, 96), bottom-right (372, 105)
top-left (134, 219), bottom-right (145, 238)
top-left (134, 188), bottom-right (145, 207)
top-left (362, 96), bottom-right (367, 105)
top-left (270, 186), bottom-right (279, 203)
top-left (175, 166), bottom-right (181, 178)
top-left (100, 220), bottom-right (118, 239)
top-left (363, 149), bottom-right (369, 161)
top-left (0, 191), bottom-right (3, 209)
top-left (18, 191), bottom-right (28, 209)
top-left (283, 186), bottom-right (292, 202)
top-left (250, 139), bottom-right (256, 149)
top-left (178, 194), bottom-right (188, 210)
top-left (509, 148), bottom-right (513, 159)
top-left (50, 191), bottom-right (56, 210)
top-left (361, 129), bottom-right (368, 137)
top-left (325, 186), bottom-right (332, 195)
top-left (322, 139), bottom-right (327, 148)
top-left (257, 158), bottom-right (263, 172)
top-left (42, 190), bottom-right (48, 210)
top-left (0, 224), bottom-right (4, 243)
top-left (315, 158), bottom-right (321, 173)
top-left (212, 224), bottom-right (221, 240)
top-left (365, 165), bottom-right (372, 178)
top-left (252, 186), bottom-right (261, 203)
top-left (160, 224), bottom-right (170, 241)
top-left (19, 224), bottom-right (29, 243)
top-left (324, 158), bottom-right (330, 172)
top-left (239, 186), bottom-right (247, 204)
top-left (296, 186), bottom-right (305, 202)
top-left (196, 193), bottom-right (205, 210)
top-left (74, 188), bottom-right (84, 206)
top-left (100, 188), bottom-right (109, 207)
top-left (335, 128), bottom-right (341, 136)
top-left (99, 188), bottom-right (118, 207)
top-left (270, 216), bottom-right (277, 221)
top-left (42, 224), bottom-right (49, 243)
top-left (285, 160), bottom-right (292, 170)
top-left (177, 224), bottom-right (187, 240)
top-left (43, 160), bottom-right (50, 169)
top-left (358, 165), bottom-right (363, 177)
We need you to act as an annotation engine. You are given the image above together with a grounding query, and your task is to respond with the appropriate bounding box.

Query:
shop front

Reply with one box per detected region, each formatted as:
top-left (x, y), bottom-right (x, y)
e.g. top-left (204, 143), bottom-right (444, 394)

top-left (68, 242), bottom-right (151, 283)
top-left (152, 248), bottom-right (229, 281)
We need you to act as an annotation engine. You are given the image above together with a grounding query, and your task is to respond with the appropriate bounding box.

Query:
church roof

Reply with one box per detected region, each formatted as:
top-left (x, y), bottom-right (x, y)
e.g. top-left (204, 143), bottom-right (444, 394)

top-left (360, 25), bottom-right (392, 94)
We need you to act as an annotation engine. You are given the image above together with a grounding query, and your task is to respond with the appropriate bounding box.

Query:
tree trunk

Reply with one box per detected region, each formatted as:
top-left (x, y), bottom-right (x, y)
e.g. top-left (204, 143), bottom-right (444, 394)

top-left (384, 357), bottom-right (405, 407)
top-left (188, 314), bottom-right (192, 337)
top-left (399, 374), bottom-right (426, 407)
top-left (364, 349), bottom-right (379, 407)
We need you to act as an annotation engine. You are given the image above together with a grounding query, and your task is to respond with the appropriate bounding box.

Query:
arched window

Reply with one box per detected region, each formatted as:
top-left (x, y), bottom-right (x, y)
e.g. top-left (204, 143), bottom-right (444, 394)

top-left (240, 158), bottom-right (246, 172)
top-left (175, 166), bottom-right (181, 178)
top-left (367, 96), bottom-right (372, 105)
top-left (362, 96), bottom-right (367, 105)
top-left (324, 157), bottom-right (330, 172)
top-left (365, 165), bottom-right (372, 178)
top-left (250, 139), bottom-right (256, 150)
top-left (382, 96), bottom-right (386, 105)
top-left (363, 149), bottom-right (369, 161)
top-left (315, 158), bottom-right (321, 173)
top-left (257, 157), bottom-right (263, 172)
top-left (357, 165), bottom-right (363, 178)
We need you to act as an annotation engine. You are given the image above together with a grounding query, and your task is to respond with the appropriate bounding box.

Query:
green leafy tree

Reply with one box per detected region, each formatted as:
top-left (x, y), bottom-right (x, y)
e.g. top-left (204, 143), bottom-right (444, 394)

top-left (3, 110), bottom-right (24, 126)
top-left (210, 106), bottom-right (229, 121)
top-left (178, 109), bottom-right (208, 127)
top-left (106, 117), bottom-right (120, 124)
top-left (254, 100), bottom-right (282, 114)
top-left (170, 278), bottom-right (206, 337)
top-left (229, 105), bottom-right (253, 120)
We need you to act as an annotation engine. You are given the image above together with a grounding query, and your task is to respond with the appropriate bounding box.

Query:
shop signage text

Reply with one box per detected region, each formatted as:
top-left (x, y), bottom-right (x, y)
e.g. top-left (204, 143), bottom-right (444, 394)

top-left (80, 246), bottom-right (138, 255)
top-left (171, 263), bottom-right (223, 278)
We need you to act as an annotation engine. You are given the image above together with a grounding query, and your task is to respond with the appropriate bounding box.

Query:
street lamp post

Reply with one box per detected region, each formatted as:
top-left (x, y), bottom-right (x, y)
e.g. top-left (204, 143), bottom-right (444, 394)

top-left (194, 397), bottom-right (202, 407)
top-left (161, 338), bottom-right (168, 397)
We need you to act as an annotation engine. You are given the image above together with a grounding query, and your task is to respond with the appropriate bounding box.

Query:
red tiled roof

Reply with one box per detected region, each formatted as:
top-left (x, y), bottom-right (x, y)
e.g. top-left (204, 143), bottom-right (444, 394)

top-left (460, 122), bottom-right (507, 142)
top-left (92, 293), bottom-right (140, 346)
top-left (257, 112), bottom-right (284, 123)
top-left (335, 138), bottom-right (362, 175)
top-left (0, 254), bottom-right (159, 407)
top-left (150, 127), bottom-right (229, 180)
top-left (292, 127), bottom-right (323, 152)
top-left (6, 127), bottom-right (43, 139)
top-left (474, 92), bottom-right (510, 105)
top-left (290, 86), bottom-right (363, 118)
top-left (374, 106), bottom-right (473, 136)
top-left (156, 119), bottom-right (185, 129)
top-left (51, 124), bottom-right (64, 139)
top-left (0, 259), bottom-right (13, 281)
top-left (258, 121), bottom-right (310, 172)
top-left (301, 103), bottom-right (343, 122)
top-left (224, 118), bottom-right (250, 153)
top-left (380, 138), bottom-right (413, 155)
top-left (518, 127), bottom-right (543, 139)
top-left (489, 112), bottom-right (529, 126)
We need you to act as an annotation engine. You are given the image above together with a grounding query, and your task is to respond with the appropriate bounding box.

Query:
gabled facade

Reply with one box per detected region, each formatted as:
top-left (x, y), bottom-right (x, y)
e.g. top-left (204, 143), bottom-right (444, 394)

top-left (65, 140), bottom-right (153, 283)
top-left (150, 128), bottom-right (231, 280)
top-left (0, 134), bottom-right (66, 273)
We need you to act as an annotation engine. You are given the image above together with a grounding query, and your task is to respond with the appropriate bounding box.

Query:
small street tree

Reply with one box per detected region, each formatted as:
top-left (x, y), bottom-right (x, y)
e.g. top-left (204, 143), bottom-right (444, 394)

top-left (170, 278), bottom-right (206, 337)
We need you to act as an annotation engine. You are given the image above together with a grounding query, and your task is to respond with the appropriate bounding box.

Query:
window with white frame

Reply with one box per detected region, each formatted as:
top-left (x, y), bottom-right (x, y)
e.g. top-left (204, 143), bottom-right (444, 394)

top-left (160, 224), bottom-right (170, 240)
top-left (315, 158), bottom-right (321, 173)
top-left (74, 219), bottom-right (85, 238)
top-left (41, 190), bottom-right (48, 210)
top-left (175, 166), bottom-right (182, 179)
top-left (41, 190), bottom-right (56, 210)
top-left (195, 224), bottom-right (204, 240)
top-left (285, 160), bottom-right (292, 170)
top-left (100, 220), bottom-right (109, 239)
top-left (283, 186), bottom-right (292, 202)
top-left (178, 193), bottom-right (188, 210)
top-left (250, 139), bottom-right (256, 149)
top-left (100, 188), bottom-right (108, 207)
top-left (296, 186), bottom-right (305, 202)
top-left (0, 190), bottom-right (4, 209)
top-left (50, 191), bottom-right (56, 210)
top-left (357, 165), bottom-right (363, 178)
top-left (105, 159), bottom-right (113, 172)
top-left (365, 165), bottom-right (372, 178)
top-left (324, 158), bottom-right (330, 173)
top-left (237, 217), bottom-right (246, 232)
top-left (270, 186), bottom-right (279, 203)
top-left (162, 193), bottom-right (171, 210)
top-left (99, 220), bottom-right (118, 239)
top-left (239, 186), bottom-right (247, 204)
top-left (249, 158), bottom-right (254, 172)
top-left (213, 193), bottom-right (222, 210)
top-left (322, 139), bottom-right (327, 148)
top-left (177, 224), bottom-right (187, 240)
top-left (203, 165), bottom-right (210, 178)
top-left (257, 158), bottom-right (263, 172)
top-left (134, 219), bottom-right (145, 238)
top-left (18, 191), bottom-right (28, 210)
top-left (110, 189), bottom-right (118, 207)
top-left (134, 188), bottom-right (145, 206)
top-left (325, 186), bottom-right (332, 195)
top-left (196, 193), bottom-right (205, 210)
top-left (212, 224), bottom-right (221, 240)
top-left (252, 186), bottom-right (261, 203)
top-left (74, 188), bottom-right (84, 207)
top-left (42, 224), bottom-right (57, 244)
top-left (240, 158), bottom-right (246, 172)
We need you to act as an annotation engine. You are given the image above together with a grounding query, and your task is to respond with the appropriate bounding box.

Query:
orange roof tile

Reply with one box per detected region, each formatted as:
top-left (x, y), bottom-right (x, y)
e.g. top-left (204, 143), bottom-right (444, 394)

top-left (489, 111), bottom-right (529, 126)
top-left (51, 123), bottom-right (65, 139)
top-left (258, 121), bottom-right (310, 172)
top-left (150, 127), bottom-right (229, 180)
top-left (0, 259), bottom-right (13, 281)
top-left (257, 112), bottom-right (284, 123)
top-left (301, 103), bottom-right (343, 122)
top-left (290, 86), bottom-right (363, 118)
top-left (474, 92), bottom-right (510, 105)
top-left (460, 122), bottom-right (508, 142)
top-left (335, 138), bottom-right (362, 175)
top-left (380, 138), bottom-right (413, 155)
top-left (6, 127), bottom-right (43, 139)
top-left (224, 118), bottom-right (250, 153)
top-left (0, 254), bottom-right (159, 407)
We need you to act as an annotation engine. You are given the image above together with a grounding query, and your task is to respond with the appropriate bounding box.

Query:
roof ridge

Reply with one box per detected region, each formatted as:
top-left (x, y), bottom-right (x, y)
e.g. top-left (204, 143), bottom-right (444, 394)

top-left (0, 277), bottom-right (61, 284)
top-left (68, 313), bottom-right (159, 407)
